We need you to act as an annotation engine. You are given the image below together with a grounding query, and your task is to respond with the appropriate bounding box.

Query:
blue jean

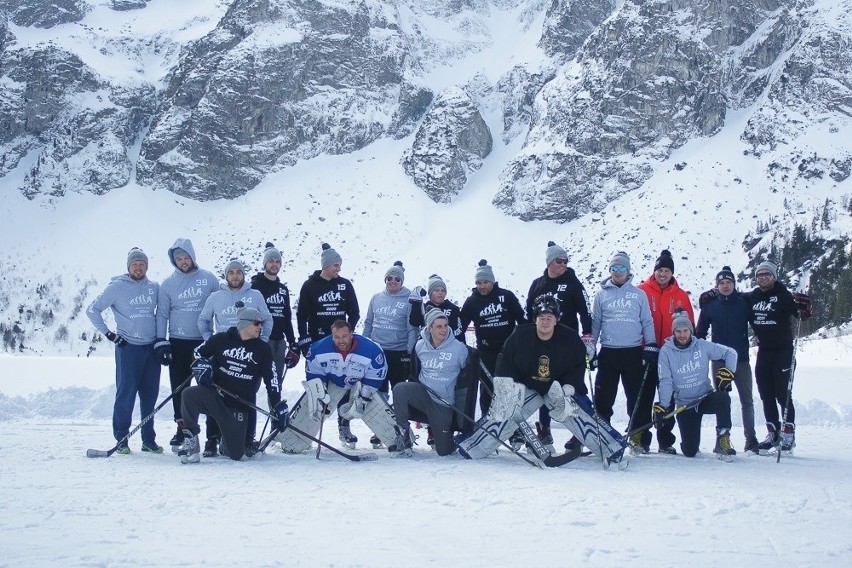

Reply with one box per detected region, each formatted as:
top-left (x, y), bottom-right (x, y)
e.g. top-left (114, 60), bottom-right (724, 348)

top-left (113, 343), bottom-right (161, 445)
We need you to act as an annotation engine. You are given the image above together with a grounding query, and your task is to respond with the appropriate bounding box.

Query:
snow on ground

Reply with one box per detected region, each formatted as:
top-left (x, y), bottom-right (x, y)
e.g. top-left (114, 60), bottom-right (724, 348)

top-left (1, 338), bottom-right (852, 567)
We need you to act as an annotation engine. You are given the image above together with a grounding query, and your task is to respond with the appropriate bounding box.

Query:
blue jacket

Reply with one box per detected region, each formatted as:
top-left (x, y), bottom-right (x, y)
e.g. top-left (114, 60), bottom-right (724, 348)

top-left (695, 291), bottom-right (752, 361)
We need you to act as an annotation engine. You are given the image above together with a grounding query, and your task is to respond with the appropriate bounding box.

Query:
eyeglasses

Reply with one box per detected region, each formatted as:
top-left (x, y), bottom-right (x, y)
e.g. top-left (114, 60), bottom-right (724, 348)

top-left (756, 272), bottom-right (773, 279)
top-left (475, 280), bottom-right (490, 285)
top-left (553, 258), bottom-right (569, 265)
top-left (610, 265), bottom-right (628, 273)
top-left (385, 276), bottom-right (401, 282)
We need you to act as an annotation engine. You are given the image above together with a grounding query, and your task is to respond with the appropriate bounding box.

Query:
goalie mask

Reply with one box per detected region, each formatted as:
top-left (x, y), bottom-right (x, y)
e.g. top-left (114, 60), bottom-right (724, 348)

top-left (531, 294), bottom-right (560, 320)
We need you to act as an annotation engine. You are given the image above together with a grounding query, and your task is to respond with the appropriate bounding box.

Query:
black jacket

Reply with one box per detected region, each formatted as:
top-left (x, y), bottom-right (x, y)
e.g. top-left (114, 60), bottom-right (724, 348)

top-left (409, 299), bottom-right (464, 343)
top-left (459, 283), bottom-right (526, 352)
top-left (525, 267), bottom-right (592, 334)
top-left (296, 271), bottom-right (360, 341)
top-left (250, 272), bottom-right (295, 344)
top-left (747, 282), bottom-right (798, 350)
top-left (496, 323), bottom-right (587, 397)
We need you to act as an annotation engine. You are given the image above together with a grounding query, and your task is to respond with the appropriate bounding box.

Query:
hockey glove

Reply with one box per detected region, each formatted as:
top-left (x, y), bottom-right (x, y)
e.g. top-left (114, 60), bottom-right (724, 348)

top-left (581, 333), bottom-right (596, 360)
top-left (296, 337), bottom-right (313, 356)
top-left (154, 339), bottom-right (172, 366)
top-left (271, 401), bottom-right (289, 432)
top-left (698, 288), bottom-right (719, 308)
top-left (303, 378), bottom-right (330, 419)
top-left (793, 293), bottom-right (813, 320)
top-left (409, 285), bottom-right (426, 304)
top-left (105, 331), bottom-right (128, 348)
top-left (642, 343), bottom-right (660, 368)
top-left (653, 401), bottom-right (670, 429)
top-left (284, 347), bottom-right (301, 369)
top-left (191, 358), bottom-right (214, 388)
top-left (716, 367), bottom-right (735, 392)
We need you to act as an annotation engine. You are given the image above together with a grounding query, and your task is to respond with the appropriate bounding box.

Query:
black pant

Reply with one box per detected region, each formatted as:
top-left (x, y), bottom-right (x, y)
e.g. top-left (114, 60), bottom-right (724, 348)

top-left (478, 350), bottom-right (499, 417)
top-left (384, 350), bottom-right (412, 392)
top-left (675, 391), bottom-right (732, 457)
top-left (755, 346), bottom-right (795, 429)
top-left (181, 386), bottom-right (249, 461)
top-left (168, 338), bottom-right (203, 421)
top-left (594, 346), bottom-right (647, 436)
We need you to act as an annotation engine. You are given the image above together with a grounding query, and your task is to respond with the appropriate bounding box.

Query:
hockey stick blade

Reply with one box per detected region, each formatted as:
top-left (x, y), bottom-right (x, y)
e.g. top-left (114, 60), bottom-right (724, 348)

top-left (543, 444), bottom-right (584, 467)
top-left (86, 449), bottom-right (111, 458)
top-left (516, 418), bottom-right (580, 468)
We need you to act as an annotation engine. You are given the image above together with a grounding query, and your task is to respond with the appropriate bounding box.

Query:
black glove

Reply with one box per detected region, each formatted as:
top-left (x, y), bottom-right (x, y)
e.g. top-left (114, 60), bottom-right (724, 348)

top-left (716, 367), bottom-right (734, 392)
top-left (793, 293), bottom-right (812, 320)
top-left (653, 401), bottom-right (669, 429)
top-left (191, 358), bottom-right (214, 388)
top-left (296, 337), bottom-right (313, 356)
top-left (698, 288), bottom-right (719, 308)
top-left (284, 347), bottom-right (301, 369)
top-left (408, 285), bottom-right (426, 304)
top-left (271, 401), bottom-right (289, 432)
top-left (105, 331), bottom-right (128, 348)
top-left (153, 339), bottom-right (172, 366)
top-left (642, 343), bottom-right (660, 368)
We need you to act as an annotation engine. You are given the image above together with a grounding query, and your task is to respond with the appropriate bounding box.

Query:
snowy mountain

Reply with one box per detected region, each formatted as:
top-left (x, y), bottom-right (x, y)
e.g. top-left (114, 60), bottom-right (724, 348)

top-left (0, 0), bottom-right (850, 355)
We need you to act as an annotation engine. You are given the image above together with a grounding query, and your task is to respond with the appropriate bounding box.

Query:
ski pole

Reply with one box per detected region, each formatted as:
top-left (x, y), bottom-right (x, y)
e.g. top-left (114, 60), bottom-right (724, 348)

top-left (87, 374), bottom-right (192, 458)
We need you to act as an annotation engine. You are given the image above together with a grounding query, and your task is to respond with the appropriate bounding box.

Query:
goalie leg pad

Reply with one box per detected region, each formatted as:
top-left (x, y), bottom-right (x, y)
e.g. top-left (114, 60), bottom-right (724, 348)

top-left (277, 385), bottom-right (346, 453)
top-left (361, 392), bottom-right (399, 447)
top-left (489, 376), bottom-right (526, 422)
top-left (458, 389), bottom-right (544, 459)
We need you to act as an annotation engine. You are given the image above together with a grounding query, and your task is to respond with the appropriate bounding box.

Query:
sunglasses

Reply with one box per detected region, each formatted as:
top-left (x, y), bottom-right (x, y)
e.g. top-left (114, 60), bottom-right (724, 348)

top-left (553, 258), bottom-right (569, 265)
top-left (252, 321), bottom-right (263, 327)
top-left (756, 272), bottom-right (773, 279)
top-left (385, 276), bottom-right (401, 282)
top-left (475, 280), bottom-right (491, 285)
top-left (610, 265), bottom-right (628, 273)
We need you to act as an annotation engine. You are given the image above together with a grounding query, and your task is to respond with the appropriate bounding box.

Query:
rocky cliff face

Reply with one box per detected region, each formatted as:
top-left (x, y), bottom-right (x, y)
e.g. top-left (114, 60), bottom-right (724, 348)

top-left (0, 0), bottom-right (848, 213)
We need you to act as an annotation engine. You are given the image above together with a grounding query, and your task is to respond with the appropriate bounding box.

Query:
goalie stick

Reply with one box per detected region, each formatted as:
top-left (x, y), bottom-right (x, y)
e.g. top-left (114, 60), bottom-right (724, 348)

top-left (86, 375), bottom-right (192, 458)
top-left (215, 385), bottom-right (378, 462)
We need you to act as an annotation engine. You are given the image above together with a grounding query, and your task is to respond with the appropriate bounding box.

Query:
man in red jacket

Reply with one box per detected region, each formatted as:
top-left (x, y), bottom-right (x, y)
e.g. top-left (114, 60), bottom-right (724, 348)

top-left (636, 249), bottom-right (695, 454)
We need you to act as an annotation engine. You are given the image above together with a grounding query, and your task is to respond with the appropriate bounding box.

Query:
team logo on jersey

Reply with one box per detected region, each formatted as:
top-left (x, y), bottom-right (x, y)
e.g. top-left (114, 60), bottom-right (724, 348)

top-left (675, 358), bottom-right (701, 374)
top-left (753, 298), bottom-right (777, 312)
top-left (479, 303), bottom-right (504, 317)
top-left (222, 346), bottom-right (257, 364)
top-left (375, 305), bottom-right (399, 316)
top-left (537, 355), bottom-right (551, 381)
top-left (222, 304), bottom-right (239, 316)
top-left (606, 298), bottom-right (632, 309)
top-left (267, 292), bottom-right (289, 304)
top-left (130, 294), bottom-right (153, 305)
top-left (178, 287), bottom-right (205, 300)
top-left (318, 290), bottom-right (343, 302)
top-left (422, 357), bottom-right (444, 370)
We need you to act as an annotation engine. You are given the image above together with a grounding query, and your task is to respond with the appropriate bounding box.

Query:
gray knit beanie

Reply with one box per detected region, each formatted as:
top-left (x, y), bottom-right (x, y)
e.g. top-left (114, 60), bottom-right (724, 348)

top-left (321, 243), bottom-right (342, 269)
top-left (224, 259), bottom-right (245, 278)
top-left (236, 303), bottom-right (263, 331)
top-left (671, 309), bottom-right (694, 333)
top-left (127, 247), bottom-right (148, 270)
top-left (427, 274), bottom-right (447, 296)
top-left (385, 260), bottom-right (405, 284)
top-left (425, 308), bottom-right (448, 329)
top-left (610, 251), bottom-right (631, 273)
top-left (545, 241), bottom-right (568, 266)
top-left (262, 242), bottom-right (282, 267)
top-left (755, 259), bottom-right (778, 280)
top-left (475, 259), bottom-right (495, 283)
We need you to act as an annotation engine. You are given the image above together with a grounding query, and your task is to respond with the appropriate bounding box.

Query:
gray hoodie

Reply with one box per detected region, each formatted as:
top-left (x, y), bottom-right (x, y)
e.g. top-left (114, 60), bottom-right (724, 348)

top-left (156, 238), bottom-right (220, 340)
top-left (658, 336), bottom-right (737, 406)
top-left (414, 326), bottom-right (470, 405)
top-left (363, 286), bottom-right (418, 352)
top-left (198, 281), bottom-right (273, 342)
top-left (591, 275), bottom-right (655, 348)
top-left (87, 274), bottom-right (159, 345)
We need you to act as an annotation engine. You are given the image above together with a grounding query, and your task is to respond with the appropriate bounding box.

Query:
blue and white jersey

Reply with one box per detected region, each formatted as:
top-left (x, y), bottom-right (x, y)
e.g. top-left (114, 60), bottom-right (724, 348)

top-left (304, 333), bottom-right (388, 392)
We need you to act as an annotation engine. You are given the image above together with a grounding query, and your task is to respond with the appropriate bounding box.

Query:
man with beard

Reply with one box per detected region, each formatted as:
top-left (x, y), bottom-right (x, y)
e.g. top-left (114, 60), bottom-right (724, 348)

top-left (154, 238), bottom-right (220, 452)
top-left (197, 259), bottom-right (272, 456)
top-left (87, 248), bottom-right (161, 454)
top-left (251, 243), bottom-right (299, 388)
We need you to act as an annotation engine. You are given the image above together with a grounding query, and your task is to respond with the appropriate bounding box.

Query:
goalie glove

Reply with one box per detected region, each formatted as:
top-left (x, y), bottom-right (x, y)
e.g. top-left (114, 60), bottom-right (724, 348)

top-left (339, 382), bottom-right (372, 420)
top-left (302, 378), bottom-right (330, 419)
top-left (546, 382), bottom-right (580, 423)
top-left (716, 367), bottom-right (734, 392)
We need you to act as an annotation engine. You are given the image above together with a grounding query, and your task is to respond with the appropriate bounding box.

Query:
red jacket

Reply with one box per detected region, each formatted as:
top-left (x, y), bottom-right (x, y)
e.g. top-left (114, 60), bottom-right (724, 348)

top-left (637, 275), bottom-right (695, 343)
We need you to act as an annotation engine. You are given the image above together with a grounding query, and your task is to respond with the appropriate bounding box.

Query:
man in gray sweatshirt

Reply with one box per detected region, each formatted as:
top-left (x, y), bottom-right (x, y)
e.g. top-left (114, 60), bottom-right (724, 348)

top-left (87, 248), bottom-right (161, 454)
top-left (154, 238), bottom-right (220, 451)
top-left (657, 310), bottom-right (738, 460)
top-left (590, 251), bottom-right (657, 454)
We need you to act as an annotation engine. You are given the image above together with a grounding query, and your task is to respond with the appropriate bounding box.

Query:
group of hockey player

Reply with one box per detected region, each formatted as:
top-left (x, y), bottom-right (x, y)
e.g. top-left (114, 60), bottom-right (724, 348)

top-left (87, 238), bottom-right (811, 466)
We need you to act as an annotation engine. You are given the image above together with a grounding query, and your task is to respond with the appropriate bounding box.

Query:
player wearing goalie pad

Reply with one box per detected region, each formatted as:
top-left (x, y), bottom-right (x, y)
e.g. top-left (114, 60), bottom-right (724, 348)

top-left (458, 295), bottom-right (627, 464)
top-left (389, 309), bottom-right (478, 456)
top-left (276, 320), bottom-right (396, 452)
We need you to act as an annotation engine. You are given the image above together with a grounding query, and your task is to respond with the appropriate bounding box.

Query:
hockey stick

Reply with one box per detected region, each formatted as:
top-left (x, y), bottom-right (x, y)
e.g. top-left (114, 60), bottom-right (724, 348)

top-left (86, 374), bottom-right (192, 458)
top-left (626, 390), bottom-right (716, 439)
top-left (777, 314), bottom-right (803, 464)
top-left (315, 403), bottom-right (328, 459)
top-left (586, 363), bottom-right (609, 470)
top-left (215, 385), bottom-right (378, 462)
top-left (258, 427), bottom-right (280, 453)
top-left (623, 360), bottom-right (653, 451)
top-left (258, 365), bottom-right (289, 444)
